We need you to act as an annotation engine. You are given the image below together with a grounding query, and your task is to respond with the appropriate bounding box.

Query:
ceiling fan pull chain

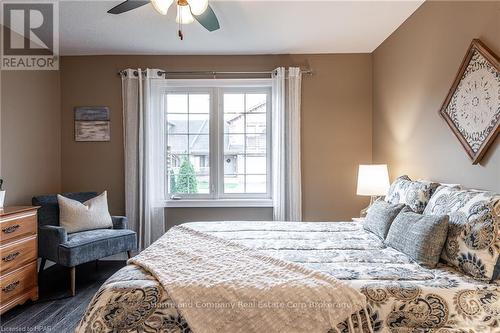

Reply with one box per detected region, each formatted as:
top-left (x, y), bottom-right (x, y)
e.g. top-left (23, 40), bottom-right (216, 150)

top-left (177, 4), bottom-right (184, 40)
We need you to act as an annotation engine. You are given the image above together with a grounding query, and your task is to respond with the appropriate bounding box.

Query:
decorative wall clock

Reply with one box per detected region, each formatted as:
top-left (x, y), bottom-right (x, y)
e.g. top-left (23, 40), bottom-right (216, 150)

top-left (439, 39), bottom-right (500, 164)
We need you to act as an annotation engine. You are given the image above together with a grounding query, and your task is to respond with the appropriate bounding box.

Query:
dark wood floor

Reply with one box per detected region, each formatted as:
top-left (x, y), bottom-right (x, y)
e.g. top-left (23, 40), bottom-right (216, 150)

top-left (0, 260), bottom-right (126, 332)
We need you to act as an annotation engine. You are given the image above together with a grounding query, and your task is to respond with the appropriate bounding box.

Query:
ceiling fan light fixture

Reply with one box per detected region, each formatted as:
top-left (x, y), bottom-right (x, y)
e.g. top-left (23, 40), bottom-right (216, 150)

top-left (151, 0), bottom-right (173, 15)
top-left (176, 4), bottom-right (195, 24)
top-left (187, 0), bottom-right (208, 15)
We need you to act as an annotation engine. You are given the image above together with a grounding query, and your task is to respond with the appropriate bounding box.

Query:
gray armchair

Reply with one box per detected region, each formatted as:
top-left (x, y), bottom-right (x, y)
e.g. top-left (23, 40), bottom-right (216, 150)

top-left (32, 192), bottom-right (137, 296)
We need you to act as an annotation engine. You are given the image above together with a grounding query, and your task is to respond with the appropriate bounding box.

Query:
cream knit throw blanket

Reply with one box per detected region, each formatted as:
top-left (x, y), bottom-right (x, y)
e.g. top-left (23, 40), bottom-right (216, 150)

top-left (129, 225), bottom-right (372, 333)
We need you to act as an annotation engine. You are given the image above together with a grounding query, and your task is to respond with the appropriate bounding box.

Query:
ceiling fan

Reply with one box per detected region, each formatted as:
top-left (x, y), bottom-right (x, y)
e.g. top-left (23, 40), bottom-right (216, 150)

top-left (108, 0), bottom-right (220, 40)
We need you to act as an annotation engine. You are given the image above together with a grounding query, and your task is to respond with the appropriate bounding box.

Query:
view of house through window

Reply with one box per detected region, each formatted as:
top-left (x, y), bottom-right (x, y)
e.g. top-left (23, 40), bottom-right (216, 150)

top-left (167, 93), bottom-right (211, 195)
top-left (165, 84), bottom-right (271, 200)
top-left (223, 93), bottom-right (268, 193)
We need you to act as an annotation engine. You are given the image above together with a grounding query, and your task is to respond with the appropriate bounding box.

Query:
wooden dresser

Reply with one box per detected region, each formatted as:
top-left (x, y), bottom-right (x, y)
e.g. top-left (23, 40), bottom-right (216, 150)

top-left (0, 206), bottom-right (39, 314)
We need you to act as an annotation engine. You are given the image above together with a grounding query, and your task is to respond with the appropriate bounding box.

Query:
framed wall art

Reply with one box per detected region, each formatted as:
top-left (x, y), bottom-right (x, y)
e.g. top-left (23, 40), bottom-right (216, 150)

top-left (439, 39), bottom-right (500, 164)
top-left (74, 106), bottom-right (111, 142)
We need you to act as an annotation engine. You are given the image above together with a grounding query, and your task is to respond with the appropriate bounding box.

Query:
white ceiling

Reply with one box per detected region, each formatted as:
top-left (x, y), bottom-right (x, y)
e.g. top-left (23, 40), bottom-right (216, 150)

top-left (59, 0), bottom-right (424, 55)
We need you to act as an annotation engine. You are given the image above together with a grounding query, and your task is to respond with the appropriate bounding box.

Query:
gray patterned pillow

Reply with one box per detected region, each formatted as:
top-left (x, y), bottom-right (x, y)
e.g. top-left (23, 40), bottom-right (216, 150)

top-left (385, 175), bottom-right (439, 213)
top-left (363, 200), bottom-right (405, 239)
top-left (424, 186), bottom-right (500, 281)
top-left (385, 208), bottom-right (449, 268)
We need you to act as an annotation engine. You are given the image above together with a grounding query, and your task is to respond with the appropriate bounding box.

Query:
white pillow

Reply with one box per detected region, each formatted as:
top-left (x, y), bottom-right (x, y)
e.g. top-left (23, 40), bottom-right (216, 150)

top-left (58, 191), bottom-right (113, 233)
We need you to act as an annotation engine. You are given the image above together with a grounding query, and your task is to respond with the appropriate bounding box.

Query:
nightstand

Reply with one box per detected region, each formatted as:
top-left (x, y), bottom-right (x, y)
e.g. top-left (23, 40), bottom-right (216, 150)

top-left (351, 217), bottom-right (365, 222)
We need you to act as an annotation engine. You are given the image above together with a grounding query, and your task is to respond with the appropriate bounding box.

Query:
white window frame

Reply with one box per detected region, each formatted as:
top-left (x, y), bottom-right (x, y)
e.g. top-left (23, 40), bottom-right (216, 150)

top-left (157, 79), bottom-right (273, 208)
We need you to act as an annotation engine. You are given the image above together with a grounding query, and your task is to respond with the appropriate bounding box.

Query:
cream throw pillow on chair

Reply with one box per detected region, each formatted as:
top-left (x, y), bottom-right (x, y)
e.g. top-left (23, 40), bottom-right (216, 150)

top-left (58, 191), bottom-right (113, 233)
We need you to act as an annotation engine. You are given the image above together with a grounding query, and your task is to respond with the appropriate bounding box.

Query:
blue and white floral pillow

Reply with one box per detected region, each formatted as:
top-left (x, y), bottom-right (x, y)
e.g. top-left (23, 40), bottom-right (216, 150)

top-left (424, 185), bottom-right (500, 281)
top-left (385, 175), bottom-right (439, 213)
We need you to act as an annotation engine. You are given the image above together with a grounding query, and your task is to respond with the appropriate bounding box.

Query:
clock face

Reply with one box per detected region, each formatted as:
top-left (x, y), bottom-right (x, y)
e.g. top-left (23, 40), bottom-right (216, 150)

top-left (445, 50), bottom-right (500, 153)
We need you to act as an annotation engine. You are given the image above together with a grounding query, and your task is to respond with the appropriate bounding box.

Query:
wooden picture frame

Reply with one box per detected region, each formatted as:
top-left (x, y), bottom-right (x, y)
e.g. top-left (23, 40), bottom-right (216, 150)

top-left (439, 39), bottom-right (500, 164)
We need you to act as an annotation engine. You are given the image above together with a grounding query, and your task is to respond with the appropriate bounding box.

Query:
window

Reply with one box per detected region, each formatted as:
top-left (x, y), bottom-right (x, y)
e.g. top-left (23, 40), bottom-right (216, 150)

top-left (166, 92), bottom-right (211, 195)
top-left (161, 80), bottom-right (272, 206)
top-left (223, 92), bottom-right (269, 194)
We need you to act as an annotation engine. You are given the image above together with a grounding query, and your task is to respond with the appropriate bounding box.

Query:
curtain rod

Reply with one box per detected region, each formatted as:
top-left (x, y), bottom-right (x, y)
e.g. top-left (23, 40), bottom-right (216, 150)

top-left (117, 69), bottom-right (313, 77)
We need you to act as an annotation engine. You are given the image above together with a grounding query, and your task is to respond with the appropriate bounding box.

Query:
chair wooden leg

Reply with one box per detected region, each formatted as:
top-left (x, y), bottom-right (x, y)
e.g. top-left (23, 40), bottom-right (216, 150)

top-left (127, 250), bottom-right (132, 259)
top-left (39, 258), bottom-right (46, 272)
top-left (70, 266), bottom-right (76, 296)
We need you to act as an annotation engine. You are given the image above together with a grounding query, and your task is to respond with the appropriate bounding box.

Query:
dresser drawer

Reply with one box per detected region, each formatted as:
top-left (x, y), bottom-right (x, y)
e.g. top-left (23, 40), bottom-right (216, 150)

top-left (0, 212), bottom-right (37, 244)
top-left (0, 261), bottom-right (37, 306)
top-left (0, 236), bottom-right (37, 275)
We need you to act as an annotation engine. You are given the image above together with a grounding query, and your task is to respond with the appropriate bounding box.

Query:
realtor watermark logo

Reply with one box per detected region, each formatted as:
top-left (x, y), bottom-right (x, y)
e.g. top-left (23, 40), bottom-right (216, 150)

top-left (1, 1), bottom-right (59, 70)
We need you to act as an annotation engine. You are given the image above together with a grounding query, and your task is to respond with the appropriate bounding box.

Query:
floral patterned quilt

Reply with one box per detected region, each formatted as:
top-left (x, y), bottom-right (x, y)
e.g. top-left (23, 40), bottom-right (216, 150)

top-left (76, 221), bottom-right (500, 333)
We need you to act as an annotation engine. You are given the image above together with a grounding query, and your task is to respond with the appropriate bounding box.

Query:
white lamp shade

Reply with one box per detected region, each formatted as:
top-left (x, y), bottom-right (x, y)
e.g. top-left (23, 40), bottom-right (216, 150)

top-left (151, 0), bottom-right (174, 15)
top-left (188, 0), bottom-right (209, 15)
top-left (356, 164), bottom-right (390, 196)
top-left (176, 5), bottom-right (195, 24)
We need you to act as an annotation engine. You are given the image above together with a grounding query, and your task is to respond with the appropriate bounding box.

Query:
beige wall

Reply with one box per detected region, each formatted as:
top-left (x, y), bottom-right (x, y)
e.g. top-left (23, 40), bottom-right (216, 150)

top-left (373, 1), bottom-right (500, 192)
top-left (166, 207), bottom-right (273, 229)
top-left (0, 70), bottom-right (61, 205)
top-left (60, 54), bottom-right (372, 223)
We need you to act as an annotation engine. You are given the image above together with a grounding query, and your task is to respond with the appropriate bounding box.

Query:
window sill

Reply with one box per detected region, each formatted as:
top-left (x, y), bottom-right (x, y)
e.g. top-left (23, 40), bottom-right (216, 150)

top-left (164, 199), bottom-right (273, 208)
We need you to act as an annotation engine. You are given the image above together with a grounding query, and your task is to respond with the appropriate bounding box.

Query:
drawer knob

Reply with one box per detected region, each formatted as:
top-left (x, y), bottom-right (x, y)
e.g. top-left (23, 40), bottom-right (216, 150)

top-left (2, 281), bottom-right (19, 292)
top-left (2, 224), bottom-right (20, 234)
top-left (2, 251), bottom-right (20, 262)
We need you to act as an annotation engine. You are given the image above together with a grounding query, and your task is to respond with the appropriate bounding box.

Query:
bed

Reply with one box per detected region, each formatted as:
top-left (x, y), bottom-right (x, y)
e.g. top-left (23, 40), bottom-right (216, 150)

top-left (76, 221), bottom-right (500, 333)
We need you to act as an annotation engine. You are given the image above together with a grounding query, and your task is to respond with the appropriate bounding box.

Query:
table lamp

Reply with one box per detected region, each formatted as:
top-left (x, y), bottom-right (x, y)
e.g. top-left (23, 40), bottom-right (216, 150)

top-left (356, 164), bottom-right (390, 217)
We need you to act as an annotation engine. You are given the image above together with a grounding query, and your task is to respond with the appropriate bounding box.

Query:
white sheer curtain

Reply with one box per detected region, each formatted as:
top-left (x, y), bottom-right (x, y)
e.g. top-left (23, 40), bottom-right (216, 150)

top-left (121, 68), bottom-right (166, 249)
top-left (272, 67), bottom-right (302, 221)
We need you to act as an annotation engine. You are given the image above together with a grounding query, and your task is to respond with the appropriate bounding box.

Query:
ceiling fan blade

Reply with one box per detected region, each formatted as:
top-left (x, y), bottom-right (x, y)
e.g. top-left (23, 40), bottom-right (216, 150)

top-left (193, 4), bottom-right (220, 32)
top-left (107, 0), bottom-right (150, 14)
